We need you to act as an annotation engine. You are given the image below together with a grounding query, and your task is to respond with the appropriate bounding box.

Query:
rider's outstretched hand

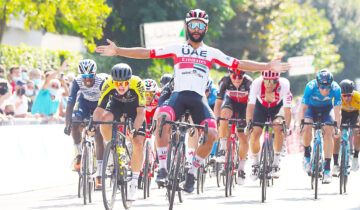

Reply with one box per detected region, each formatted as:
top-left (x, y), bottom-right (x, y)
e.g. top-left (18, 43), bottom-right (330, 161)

top-left (96, 39), bottom-right (118, 56)
top-left (268, 58), bottom-right (291, 73)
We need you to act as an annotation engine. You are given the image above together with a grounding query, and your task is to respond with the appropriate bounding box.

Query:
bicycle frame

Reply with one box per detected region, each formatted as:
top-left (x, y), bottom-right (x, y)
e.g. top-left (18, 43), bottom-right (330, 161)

top-left (311, 129), bottom-right (324, 174)
top-left (340, 128), bottom-right (351, 176)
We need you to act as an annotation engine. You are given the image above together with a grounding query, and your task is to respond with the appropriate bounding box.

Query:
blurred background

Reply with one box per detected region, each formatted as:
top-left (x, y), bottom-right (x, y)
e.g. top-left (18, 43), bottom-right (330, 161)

top-left (1, 0), bottom-right (359, 98)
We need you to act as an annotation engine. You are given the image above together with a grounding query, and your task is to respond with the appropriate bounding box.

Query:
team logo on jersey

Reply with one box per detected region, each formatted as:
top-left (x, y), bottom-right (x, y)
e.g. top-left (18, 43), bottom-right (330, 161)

top-left (182, 47), bottom-right (207, 58)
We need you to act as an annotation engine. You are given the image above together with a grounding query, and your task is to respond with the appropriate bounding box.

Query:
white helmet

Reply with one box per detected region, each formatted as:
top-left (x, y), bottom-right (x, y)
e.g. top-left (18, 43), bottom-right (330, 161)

top-left (185, 9), bottom-right (209, 24)
top-left (144, 79), bottom-right (158, 92)
top-left (78, 59), bottom-right (97, 75)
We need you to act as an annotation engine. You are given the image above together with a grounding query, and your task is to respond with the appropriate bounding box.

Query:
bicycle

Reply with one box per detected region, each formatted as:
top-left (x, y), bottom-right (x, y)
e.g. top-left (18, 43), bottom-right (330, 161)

top-left (140, 124), bottom-right (157, 199)
top-left (196, 136), bottom-right (213, 194)
top-left (338, 122), bottom-right (359, 194)
top-left (68, 119), bottom-right (97, 205)
top-left (88, 117), bottom-right (134, 210)
top-left (159, 114), bottom-right (208, 210)
top-left (248, 118), bottom-right (286, 203)
top-left (300, 116), bottom-right (337, 200)
top-left (218, 117), bottom-right (245, 197)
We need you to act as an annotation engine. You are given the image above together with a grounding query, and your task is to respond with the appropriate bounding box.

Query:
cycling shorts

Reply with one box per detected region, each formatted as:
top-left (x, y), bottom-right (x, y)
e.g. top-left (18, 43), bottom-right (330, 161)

top-left (253, 100), bottom-right (283, 128)
top-left (341, 110), bottom-right (359, 125)
top-left (221, 95), bottom-right (247, 132)
top-left (73, 95), bottom-right (98, 120)
top-left (163, 91), bottom-right (215, 126)
top-left (305, 105), bottom-right (334, 124)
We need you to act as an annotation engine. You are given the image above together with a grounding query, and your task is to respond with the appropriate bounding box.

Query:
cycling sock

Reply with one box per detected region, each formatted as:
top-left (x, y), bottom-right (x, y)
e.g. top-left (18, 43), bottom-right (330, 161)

top-left (304, 146), bottom-right (311, 158)
top-left (325, 158), bottom-right (331, 171)
top-left (220, 138), bottom-right (227, 150)
top-left (132, 172), bottom-right (140, 182)
top-left (189, 155), bottom-right (204, 175)
top-left (354, 150), bottom-right (359, 158)
top-left (238, 159), bottom-right (246, 171)
top-left (186, 148), bottom-right (195, 163)
top-left (97, 160), bottom-right (103, 176)
top-left (273, 152), bottom-right (281, 166)
top-left (333, 154), bottom-right (339, 165)
top-left (252, 153), bottom-right (259, 165)
top-left (157, 147), bottom-right (167, 169)
top-left (75, 143), bottom-right (81, 155)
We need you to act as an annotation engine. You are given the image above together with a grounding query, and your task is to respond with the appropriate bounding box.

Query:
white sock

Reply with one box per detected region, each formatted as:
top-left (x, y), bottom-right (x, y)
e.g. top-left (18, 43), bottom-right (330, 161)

top-left (238, 158), bottom-right (247, 171)
top-left (189, 155), bottom-right (204, 175)
top-left (219, 138), bottom-right (227, 150)
top-left (132, 172), bottom-right (140, 182)
top-left (75, 143), bottom-right (81, 155)
top-left (273, 152), bottom-right (281, 166)
top-left (252, 153), bottom-right (259, 165)
top-left (97, 160), bottom-right (103, 177)
top-left (186, 148), bottom-right (195, 163)
top-left (157, 147), bottom-right (167, 169)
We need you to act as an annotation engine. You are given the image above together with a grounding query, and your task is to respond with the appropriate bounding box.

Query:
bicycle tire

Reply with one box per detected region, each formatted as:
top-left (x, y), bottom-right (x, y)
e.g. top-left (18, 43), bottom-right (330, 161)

top-left (119, 143), bottom-right (131, 209)
top-left (166, 142), bottom-right (176, 202)
top-left (225, 141), bottom-right (233, 197)
top-left (340, 145), bottom-right (346, 194)
top-left (196, 167), bottom-right (201, 194)
top-left (102, 142), bottom-right (118, 210)
top-left (261, 143), bottom-right (267, 203)
top-left (201, 165), bottom-right (206, 193)
top-left (143, 141), bottom-right (150, 199)
top-left (178, 144), bottom-right (185, 203)
top-left (78, 175), bottom-right (82, 198)
top-left (314, 144), bottom-right (320, 199)
top-left (82, 145), bottom-right (88, 205)
top-left (169, 143), bottom-right (184, 210)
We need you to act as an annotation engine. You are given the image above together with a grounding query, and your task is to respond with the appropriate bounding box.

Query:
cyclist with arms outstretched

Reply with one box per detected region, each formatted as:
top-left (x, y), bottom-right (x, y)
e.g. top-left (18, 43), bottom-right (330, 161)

top-left (96, 8), bottom-right (291, 193)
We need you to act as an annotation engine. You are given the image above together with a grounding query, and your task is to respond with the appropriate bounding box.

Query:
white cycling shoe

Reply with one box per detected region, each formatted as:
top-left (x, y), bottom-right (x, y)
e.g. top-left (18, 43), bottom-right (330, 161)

top-left (332, 165), bottom-right (340, 177)
top-left (127, 179), bottom-right (138, 201)
top-left (352, 158), bottom-right (359, 172)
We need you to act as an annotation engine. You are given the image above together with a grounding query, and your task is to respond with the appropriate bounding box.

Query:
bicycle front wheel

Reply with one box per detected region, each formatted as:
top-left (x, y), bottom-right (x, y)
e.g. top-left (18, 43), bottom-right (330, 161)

top-left (169, 143), bottom-right (184, 210)
top-left (225, 141), bottom-right (233, 197)
top-left (314, 144), bottom-right (320, 199)
top-left (143, 141), bottom-right (150, 199)
top-left (260, 143), bottom-right (267, 203)
top-left (82, 145), bottom-right (88, 205)
top-left (102, 142), bottom-right (118, 210)
top-left (340, 145), bottom-right (346, 194)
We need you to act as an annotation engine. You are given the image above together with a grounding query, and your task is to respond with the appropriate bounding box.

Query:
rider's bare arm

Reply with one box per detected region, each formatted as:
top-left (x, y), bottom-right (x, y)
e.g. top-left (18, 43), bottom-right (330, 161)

top-left (214, 99), bottom-right (223, 119)
top-left (96, 39), bottom-right (151, 59)
top-left (246, 104), bottom-right (255, 125)
top-left (298, 103), bottom-right (308, 124)
top-left (238, 58), bottom-right (291, 73)
top-left (284, 107), bottom-right (291, 129)
top-left (334, 105), bottom-right (341, 128)
top-left (134, 107), bottom-right (146, 132)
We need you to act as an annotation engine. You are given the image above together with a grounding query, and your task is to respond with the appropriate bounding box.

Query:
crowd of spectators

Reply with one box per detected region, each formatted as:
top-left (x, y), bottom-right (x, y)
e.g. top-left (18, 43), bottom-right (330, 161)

top-left (0, 60), bottom-right (74, 124)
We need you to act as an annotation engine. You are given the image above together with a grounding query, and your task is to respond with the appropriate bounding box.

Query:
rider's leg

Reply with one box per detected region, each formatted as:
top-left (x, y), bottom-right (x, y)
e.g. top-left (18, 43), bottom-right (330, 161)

top-left (186, 128), bottom-right (198, 167)
top-left (272, 117), bottom-right (284, 166)
top-left (353, 128), bottom-right (360, 171)
top-left (154, 109), bottom-right (172, 171)
top-left (100, 111), bottom-right (114, 141)
top-left (218, 108), bottom-right (233, 161)
top-left (302, 118), bottom-right (313, 159)
top-left (237, 132), bottom-right (248, 172)
top-left (250, 126), bottom-right (262, 164)
top-left (323, 125), bottom-right (334, 172)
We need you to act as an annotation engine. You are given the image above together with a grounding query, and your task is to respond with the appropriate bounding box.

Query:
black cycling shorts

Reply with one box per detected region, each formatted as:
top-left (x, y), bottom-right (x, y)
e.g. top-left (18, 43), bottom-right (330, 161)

top-left (221, 95), bottom-right (247, 132)
top-left (105, 98), bottom-right (146, 133)
top-left (164, 91), bottom-right (215, 125)
top-left (341, 110), bottom-right (359, 125)
top-left (253, 100), bottom-right (283, 128)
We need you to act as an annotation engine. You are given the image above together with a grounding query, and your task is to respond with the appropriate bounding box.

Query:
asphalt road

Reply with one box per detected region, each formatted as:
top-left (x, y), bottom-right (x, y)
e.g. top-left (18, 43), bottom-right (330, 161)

top-left (1, 153), bottom-right (360, 210)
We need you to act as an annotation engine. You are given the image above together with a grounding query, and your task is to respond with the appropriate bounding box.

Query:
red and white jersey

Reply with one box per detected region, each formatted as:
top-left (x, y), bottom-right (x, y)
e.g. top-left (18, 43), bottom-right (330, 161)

top-left (248, 77), bottom-right (292, 108)
top-left (150, 43), bottom-right (239, 96)
top-left (145, 91), bottom-right (161, 124)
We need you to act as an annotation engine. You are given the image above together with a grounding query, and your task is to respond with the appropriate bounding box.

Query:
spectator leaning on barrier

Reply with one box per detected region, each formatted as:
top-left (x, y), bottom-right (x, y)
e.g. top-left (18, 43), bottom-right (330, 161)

top-left (7, 80), bottom-right (29, 118)
top-left (8, 66), bottom-right (21, 94)
top-left (0, 65), bottom-right (6, 79)
top-left (31, 60), bottom-right (68, 117)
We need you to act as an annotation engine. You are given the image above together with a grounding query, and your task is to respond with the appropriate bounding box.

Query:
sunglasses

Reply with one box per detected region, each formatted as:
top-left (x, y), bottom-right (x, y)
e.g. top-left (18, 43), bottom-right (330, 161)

top-left (51, 84), bottom-right (59, 89)
top-left (231, 74), bottom-right (243, 80)
top-left (81, 74), bottom-right (94, 79)
top-left (145, 92), bottom-right (155, 97)
top-left (113, 80), bottom-right (129, 88)
top-left (319, 85), bottom-right (331, 90)
top-left (342, 93), bottom-right (353, 98)
top-left (188, 22), bottom-right (206, 30)
top-left (263, 79), bottom-right (278, 85)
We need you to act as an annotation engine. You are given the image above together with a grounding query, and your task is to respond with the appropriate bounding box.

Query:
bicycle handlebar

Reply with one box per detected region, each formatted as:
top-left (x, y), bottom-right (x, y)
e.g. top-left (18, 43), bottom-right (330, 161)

top-left (247, 119), bottom-right (286, 133)
top-left (217, 117), bottom-right (246, 127)
top-left (300, 119), bottom-right (338, 134)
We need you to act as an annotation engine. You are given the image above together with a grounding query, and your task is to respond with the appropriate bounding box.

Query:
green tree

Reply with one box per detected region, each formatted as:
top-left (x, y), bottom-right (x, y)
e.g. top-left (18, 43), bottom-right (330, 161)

top-left (298, 0), bottom-right (360, 81)
top-left (0, 0), bottom-right (112, 52)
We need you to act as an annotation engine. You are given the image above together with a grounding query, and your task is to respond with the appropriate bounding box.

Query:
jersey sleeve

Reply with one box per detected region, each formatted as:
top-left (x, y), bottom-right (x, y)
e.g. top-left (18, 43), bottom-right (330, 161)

top-left (280, 78), bottom-right (292, 108)
top-left (211, 48), bottom-right (240, 69)
top-left (150, 44), bottom-right (179, 59)
top-left (248, 78), bottom-right (261, 105)
top-left (135, 79), bottom-right (146, 107)
top-left (67, 80), bottom-right (79, 105)
top-left (98, 79), bottom-right (114, 108)
top-left (216, 77), bottom-right (227, 100)
top-left (333, 83), bottom-right (342, 106)
top-left (301, 81), bottom-right (314, 105)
